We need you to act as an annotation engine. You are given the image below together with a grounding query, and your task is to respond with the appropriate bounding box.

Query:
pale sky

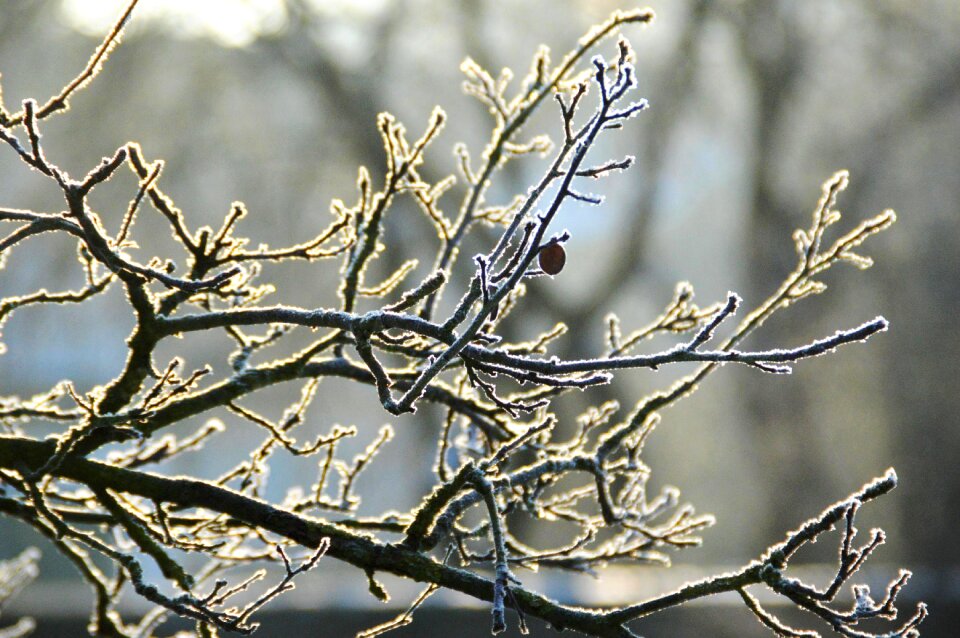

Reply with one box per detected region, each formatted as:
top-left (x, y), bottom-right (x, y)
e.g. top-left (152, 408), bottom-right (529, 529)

top-left (59, 0), bottom-right (386, 48)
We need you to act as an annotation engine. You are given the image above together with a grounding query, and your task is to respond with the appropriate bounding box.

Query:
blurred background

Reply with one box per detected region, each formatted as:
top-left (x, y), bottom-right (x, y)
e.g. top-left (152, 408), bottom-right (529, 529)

top-left (0, 0), bottom-right (958, 635)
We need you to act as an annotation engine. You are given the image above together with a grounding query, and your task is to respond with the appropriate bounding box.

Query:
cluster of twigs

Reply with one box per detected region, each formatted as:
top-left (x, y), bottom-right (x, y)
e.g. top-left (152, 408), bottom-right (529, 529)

top-left (0, 549), bottom-right (38, 638)
top-left (0, 2), bottom-right (924, 637)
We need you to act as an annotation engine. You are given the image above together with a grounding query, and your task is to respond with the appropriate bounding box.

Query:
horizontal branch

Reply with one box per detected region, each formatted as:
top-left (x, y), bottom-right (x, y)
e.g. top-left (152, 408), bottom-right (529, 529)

top-left (0, 439), bottom-right (909, 638)
top-left (0, 435), bottom-right (634, 638)
top-left (68, 355), bottom-right (510, 456)
top-left (157, 305), bottom-right (888, 390)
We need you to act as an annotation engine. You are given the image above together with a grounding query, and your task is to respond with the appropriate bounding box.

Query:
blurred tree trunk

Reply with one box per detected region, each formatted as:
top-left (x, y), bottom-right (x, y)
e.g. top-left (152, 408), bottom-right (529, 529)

top-left (727, 0), bottom-right (837, 532)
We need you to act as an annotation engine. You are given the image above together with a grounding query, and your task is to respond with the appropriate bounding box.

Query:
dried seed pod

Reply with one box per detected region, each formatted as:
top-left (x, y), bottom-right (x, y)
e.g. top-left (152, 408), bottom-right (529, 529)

top-left (538, 243), bottom-right (566, 275)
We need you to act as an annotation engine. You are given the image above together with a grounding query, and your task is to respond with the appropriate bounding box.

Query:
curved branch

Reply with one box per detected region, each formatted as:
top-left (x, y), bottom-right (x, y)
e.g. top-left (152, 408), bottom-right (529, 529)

top-left (0, 435), bottom-right (634, 638)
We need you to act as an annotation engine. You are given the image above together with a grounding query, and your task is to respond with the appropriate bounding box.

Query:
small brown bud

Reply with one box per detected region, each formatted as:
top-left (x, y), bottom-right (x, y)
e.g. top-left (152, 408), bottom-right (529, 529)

top-left (538, 243), bottom-right (566, 275)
